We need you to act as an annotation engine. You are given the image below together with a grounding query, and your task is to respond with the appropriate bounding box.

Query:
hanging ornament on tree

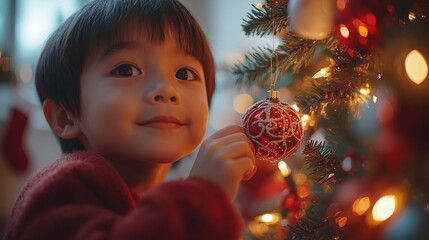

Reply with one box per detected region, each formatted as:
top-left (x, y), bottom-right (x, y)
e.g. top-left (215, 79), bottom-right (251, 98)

top-left (242, 20), bottom-right (303, 162)
top-left (242, 90), bottom-right (303, 162)
top-left (335, 0), bottom-right (394, 55)
top-left (287, 0), bottom-right (335, 40)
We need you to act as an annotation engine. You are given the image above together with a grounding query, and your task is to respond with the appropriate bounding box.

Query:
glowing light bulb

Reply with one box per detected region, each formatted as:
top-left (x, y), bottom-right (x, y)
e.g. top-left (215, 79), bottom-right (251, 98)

top-left (340, 24), bottom-right (349, 38)
top-left (358, 25), bottom-right (369, 37)
top-left (260, 213), bottom-right (281, 225)
top-left (352, 196), bottom-right (370, 215)
top-left (278, 161), bottom-right (291, 177)
top-left (301, 114), bottom-right (310, 128)
top-left (359, 87), bottom-right (370, 95)
top-left (291, 103), bottom-right (300, 112)
top-left (313, 67), bottom-right (331, 78)
top-left (405, 49), bottom-right (428, 85)
top-left (372, 195), bottom-right (396, 222)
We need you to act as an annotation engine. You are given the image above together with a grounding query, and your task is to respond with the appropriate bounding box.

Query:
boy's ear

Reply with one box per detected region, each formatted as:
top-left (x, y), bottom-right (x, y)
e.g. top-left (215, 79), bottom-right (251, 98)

top-left (42, 99), bottom-right (80, 139)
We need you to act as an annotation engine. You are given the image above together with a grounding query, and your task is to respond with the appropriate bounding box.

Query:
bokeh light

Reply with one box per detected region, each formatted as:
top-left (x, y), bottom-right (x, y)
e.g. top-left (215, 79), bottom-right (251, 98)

top-left (352, 196), bottom-right (371, 215)
top-left (404, 49), bottom-right (428, 85)
top-left (233, 93), bottom-right (254, 114)
top-left (372, 195), bottom-right (397, 222)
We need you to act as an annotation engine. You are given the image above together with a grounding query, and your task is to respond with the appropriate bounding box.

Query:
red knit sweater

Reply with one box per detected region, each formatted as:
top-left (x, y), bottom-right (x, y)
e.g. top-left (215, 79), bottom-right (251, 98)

top-left (3, 151), bottom-right (243, 240)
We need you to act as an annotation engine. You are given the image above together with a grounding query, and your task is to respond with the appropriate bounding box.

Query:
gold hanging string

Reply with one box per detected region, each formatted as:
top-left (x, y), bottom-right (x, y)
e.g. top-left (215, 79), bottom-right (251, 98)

top-left (270, 20), bottom-right (279, 92)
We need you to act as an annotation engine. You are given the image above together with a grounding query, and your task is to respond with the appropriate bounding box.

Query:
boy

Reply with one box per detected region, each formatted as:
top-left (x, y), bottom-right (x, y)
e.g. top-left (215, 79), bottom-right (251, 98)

top-left (4, 0), bottom-right (256, 239)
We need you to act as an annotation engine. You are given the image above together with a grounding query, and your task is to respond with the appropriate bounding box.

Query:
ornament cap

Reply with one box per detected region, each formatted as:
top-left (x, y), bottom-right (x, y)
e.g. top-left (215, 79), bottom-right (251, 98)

top-left (267, 90), bottom-right (280, 100)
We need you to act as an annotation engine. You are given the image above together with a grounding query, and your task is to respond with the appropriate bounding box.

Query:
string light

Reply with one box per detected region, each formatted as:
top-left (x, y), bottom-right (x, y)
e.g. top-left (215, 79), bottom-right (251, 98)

top-left (312, 67), bottom-right (331, 78)
top-left (352, 196), bottom-right (371, 215)
top-left (358, 25), bottom-right (369, 37)
top-left (339, 24), bottom-right (350, 38)
top-left (408, 12), bottom-right (416, 21)
top-left (372, 195), bottom-right (397, 222)
top-left (259, 213), bottom-right (282, 225)
top-left (301, 114), bottom-right (310, 128)
top-left (278, 161), bottom-right (292, 177)
top-left (404, 49), bottom-right (428, 85)
top-left (291, 103), bottom-right (300, 112)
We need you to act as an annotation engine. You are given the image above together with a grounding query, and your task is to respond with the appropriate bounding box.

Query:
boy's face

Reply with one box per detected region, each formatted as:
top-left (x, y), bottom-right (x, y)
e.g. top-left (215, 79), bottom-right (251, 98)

top-left (75, 35), bottom-right (209, 166)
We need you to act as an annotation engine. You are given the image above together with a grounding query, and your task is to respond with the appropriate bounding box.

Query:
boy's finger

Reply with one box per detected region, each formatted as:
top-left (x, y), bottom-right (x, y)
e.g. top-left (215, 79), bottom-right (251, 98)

top-left (208, 125), bottom-right (243, 140)
top-left (243, 165), bottom-right (257, 181)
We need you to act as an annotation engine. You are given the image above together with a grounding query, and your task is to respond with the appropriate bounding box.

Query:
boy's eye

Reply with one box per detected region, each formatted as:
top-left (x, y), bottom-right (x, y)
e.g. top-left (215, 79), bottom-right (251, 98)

top-left (176, 68), bottom-right (198, 81)
top-left (114, 64), bottom-right (142, 77)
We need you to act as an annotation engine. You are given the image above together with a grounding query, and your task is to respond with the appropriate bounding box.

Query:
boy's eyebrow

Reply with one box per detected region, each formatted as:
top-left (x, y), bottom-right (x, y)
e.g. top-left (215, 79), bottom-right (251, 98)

top-left (97, 41), bottom-right (140, 62)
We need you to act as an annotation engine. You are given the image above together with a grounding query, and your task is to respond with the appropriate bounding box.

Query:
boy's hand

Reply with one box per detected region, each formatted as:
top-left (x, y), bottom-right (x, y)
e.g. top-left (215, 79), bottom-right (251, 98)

top-left (189, 125), bottom-right (256, 201)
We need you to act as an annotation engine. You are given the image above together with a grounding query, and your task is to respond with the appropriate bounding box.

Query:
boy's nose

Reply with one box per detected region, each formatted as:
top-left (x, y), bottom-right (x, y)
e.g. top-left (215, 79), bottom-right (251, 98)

top-left (147, 81), bottom-right (181, 104)
top-left (154, 95), bottom-right (177, 103)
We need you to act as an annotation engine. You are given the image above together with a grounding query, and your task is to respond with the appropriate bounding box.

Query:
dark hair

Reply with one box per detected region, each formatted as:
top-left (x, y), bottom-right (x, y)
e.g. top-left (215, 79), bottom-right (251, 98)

top-left (35, 0), bottom-right (215, 153)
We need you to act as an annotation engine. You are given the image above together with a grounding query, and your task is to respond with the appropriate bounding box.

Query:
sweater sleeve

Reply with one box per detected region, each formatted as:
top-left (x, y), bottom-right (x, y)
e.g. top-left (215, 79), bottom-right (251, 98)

top-left (3, 152), bottom-right (243, 240)
top-left (111, 177), bottom-right (243, 240)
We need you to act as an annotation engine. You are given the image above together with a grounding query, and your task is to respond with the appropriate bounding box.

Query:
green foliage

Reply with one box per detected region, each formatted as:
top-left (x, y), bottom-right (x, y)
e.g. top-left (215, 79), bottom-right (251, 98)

top-left (286, 198), bottom-right (335, 240)
top-left (233, 33), bottom-right (336, 88)
top-left (303, 140), bottom-right (349, 186)
top-left (242, 4), bottom-right (288, 37)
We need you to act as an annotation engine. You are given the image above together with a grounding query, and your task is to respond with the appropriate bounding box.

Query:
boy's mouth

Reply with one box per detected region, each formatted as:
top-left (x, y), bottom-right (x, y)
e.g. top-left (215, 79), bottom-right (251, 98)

top-left (139, 116), bottom-right (185, 129)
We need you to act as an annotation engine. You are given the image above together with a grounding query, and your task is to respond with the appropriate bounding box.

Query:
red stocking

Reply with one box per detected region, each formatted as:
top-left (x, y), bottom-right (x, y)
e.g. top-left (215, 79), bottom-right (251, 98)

top-left (1, 106), bottom-right (30, 172)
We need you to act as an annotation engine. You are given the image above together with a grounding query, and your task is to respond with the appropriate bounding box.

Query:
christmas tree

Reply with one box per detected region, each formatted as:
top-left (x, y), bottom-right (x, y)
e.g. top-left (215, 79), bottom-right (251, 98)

top-left (233, 0), bottom-right (429, 239)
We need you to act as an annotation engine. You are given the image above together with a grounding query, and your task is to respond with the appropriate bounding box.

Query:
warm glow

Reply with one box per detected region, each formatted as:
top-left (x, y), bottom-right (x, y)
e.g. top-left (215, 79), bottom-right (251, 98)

top-left (405, 49), bottom-right (428, 85)
top-left (278, 161), bottom-right (292, 177)
top-left (372, 195), bottom-right (397, 222)
top-left (233, 93), bottom-right (254, 114)
top-left (293, 173), bottom-right (307, 186)
top-left (353, 196), bottom-right (371, 215)
top-left (340, 24), bottom-right (349, 38)
top-left (359, 87), bottom-right (370, 95)
top-left (336, 0), bottom-right (346, 11)
top-left (365, 13), bottom-right (376, 26)
top-left (259, 213), bottom-right (281, 225)
top-left (313, 67), bottom-right (331, 78)
top-left (297, 186), bottom-right (311, 199)
top-left (408, 12), bottom-right (416, 21)
top-left (358, 25), bottom-right (369, 37)
top-left (291, 103), bottom-right (300, 112)
top-left (337, 216), bottom-right (347, 227)
top-left (301, 114), bottom-right (310, 128)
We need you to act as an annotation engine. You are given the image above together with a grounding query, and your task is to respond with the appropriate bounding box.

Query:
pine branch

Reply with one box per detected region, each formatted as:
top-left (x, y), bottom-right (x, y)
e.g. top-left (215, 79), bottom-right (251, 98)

top-left (303, 140), bottom-right (348, 186)
top-left (295, 50), bottom-right (375, 117)
top-left (286, 199), bottom-right (336, 240)
top-left (232, 45), bottom-right (274, 88)
top-left (233, 33), bottom-right (334, 88)
top-left (320, 103), bottom-right (366, 155)
top-left (242, 4), bottom-right (288, 37)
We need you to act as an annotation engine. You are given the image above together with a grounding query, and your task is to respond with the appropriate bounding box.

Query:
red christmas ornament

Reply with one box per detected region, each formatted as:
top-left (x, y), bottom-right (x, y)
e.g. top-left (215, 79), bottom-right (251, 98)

top-left (335, 0), bottom-right (394, 55)
top-left (242, 91), bottom-right (303, 162)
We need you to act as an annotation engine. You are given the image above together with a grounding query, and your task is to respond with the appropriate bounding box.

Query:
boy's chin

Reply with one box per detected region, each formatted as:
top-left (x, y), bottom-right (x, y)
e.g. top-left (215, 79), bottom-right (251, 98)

top-left (140, 151), bottom-right (189, 164)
